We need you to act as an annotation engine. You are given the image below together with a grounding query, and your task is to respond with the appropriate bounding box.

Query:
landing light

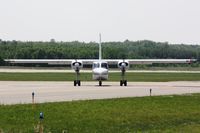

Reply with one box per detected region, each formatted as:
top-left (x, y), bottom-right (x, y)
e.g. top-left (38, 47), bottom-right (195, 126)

top-left (39, 112), bottom-right (44, 120)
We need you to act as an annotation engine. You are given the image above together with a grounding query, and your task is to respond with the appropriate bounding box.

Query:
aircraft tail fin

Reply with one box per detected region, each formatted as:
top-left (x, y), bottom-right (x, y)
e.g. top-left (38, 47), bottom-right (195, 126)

top-left (99, 34), bottom-right (102, 60)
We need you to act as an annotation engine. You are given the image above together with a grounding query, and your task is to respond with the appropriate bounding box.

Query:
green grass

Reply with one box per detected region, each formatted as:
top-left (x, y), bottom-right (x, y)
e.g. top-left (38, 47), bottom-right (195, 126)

top-left (0, 72), bottom-right (200, 81)
top-left (1, 94), bottom-right (200, 132)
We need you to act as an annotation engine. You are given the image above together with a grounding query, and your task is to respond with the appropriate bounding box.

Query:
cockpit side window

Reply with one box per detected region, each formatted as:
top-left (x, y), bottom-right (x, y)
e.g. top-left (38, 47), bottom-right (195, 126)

top-left (101, 63), bottom-right (108, 69)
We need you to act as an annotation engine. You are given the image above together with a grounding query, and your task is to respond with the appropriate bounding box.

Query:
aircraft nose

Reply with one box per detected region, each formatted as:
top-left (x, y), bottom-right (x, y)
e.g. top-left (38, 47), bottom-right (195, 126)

top-left (100, 69), bottom-right (108, 75)
top-left (93, 68), bottom-right (108, 75)
top-left (92, 68), bottom-right (108, 80)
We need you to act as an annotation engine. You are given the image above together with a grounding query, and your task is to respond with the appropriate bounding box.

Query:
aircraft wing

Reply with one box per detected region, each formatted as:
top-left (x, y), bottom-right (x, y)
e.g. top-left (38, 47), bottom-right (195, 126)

top-left (5, 59), bottom-right (196, 65)
top-left (103, 59), bottom-right (197, 64)
top-left (4, 59), bottom-right (99, 65)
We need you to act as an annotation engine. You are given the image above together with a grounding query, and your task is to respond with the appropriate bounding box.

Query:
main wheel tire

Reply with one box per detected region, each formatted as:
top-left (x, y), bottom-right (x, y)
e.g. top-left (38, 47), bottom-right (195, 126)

top-left (124, 80), bottom-right (127, 86)
top-left (120, 80), bottom-right (123, 86)
top-left (78, 80), bottom-right (81, 86)
top-left (74, 80), bottom-right (77, 86)
top-left (99, 81), bottom-right (102, 86)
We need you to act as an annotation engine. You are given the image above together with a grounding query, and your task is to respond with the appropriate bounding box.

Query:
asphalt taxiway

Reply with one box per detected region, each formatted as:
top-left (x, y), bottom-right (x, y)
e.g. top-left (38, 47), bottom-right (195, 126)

top-left (1, 81), bottom-right (200, 104)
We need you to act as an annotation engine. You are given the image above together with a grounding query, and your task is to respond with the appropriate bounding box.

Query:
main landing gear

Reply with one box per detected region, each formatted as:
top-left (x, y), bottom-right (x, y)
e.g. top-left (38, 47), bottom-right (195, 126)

top-left (120, 80), bottom-right (127, 86)
top-left (74, 80), bottom-right (81, 86)
top-left (74, 69), bottom-right (81, 86)
top-left (120, 68), bottom-right (127, 86)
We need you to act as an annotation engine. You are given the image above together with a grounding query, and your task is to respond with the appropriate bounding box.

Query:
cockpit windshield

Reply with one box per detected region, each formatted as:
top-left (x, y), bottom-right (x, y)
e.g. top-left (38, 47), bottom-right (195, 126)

top-left (93, 62), bottom-right (108, 69)
top-left (93, 63), bottom-right (100, 68)
top-left (101, 62), bottom-right (108, 69)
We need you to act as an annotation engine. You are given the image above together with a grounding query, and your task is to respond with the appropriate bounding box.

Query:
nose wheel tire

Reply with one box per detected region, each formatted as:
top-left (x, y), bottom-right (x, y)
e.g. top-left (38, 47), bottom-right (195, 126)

top-left (120, 80), bottom-right (127, 86)
top-left (74, 80), bottom-right (81, 86)
top-left (99, 81), bottom-right (102, 86)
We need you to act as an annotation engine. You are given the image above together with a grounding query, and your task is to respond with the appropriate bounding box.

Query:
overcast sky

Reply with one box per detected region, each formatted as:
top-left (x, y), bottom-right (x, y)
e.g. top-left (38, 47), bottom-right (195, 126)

top-left (0, 0), bottom-right (200, 44)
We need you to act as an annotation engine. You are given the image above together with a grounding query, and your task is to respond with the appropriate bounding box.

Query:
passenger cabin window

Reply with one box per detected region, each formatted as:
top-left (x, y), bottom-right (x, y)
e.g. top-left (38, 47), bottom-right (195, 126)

top-left (101, 63), bottom-right (108, 69)
top-left (93, 63), bottom-right (100, 68)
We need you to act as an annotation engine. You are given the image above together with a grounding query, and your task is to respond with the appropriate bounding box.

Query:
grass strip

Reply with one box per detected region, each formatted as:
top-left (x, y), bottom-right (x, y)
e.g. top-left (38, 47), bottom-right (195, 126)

top-left (0, 72), bottom-right (200, 81)
top-left (1, 94), bottom-right (200, 132)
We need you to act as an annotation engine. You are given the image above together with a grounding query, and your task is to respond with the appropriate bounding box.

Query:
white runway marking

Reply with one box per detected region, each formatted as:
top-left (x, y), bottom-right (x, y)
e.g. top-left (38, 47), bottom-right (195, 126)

top-left (0, 81), bottom-right (200, 104)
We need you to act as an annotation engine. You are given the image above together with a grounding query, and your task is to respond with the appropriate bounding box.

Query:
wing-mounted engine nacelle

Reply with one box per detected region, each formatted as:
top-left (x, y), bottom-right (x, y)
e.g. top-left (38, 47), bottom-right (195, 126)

top-left (118, 60), bottom-right (129, 71)
top-left (71, 60), bottom-right (83, 71)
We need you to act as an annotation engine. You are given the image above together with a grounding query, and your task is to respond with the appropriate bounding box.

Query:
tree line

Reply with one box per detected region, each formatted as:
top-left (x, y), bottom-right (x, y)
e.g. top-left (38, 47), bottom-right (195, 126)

top-left (0, 40), bottom-right (200, 64)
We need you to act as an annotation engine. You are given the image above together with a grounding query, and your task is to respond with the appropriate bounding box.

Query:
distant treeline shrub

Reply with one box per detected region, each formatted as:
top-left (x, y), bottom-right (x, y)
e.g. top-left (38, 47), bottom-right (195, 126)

top-left (0, 40), bottom-right (199, 60)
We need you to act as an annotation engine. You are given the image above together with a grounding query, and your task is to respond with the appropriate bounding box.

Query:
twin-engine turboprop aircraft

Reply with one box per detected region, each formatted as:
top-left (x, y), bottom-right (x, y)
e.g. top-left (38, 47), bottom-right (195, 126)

top-left (5, 34), bottom-right (196, 86)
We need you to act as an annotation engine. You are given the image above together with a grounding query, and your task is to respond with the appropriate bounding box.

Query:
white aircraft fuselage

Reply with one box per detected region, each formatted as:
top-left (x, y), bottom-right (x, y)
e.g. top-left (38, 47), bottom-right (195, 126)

top-left (91, 34), bottom-right (109, 81)
top-left (92, 61), bottom-right (108, 81)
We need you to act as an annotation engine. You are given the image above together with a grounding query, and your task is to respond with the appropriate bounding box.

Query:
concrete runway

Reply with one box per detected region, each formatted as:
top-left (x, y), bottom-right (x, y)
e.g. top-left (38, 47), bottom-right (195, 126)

top-left (1, 81), bottom-right (200, 104)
